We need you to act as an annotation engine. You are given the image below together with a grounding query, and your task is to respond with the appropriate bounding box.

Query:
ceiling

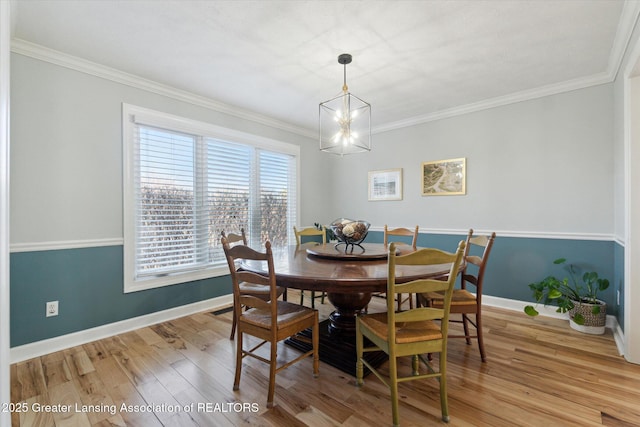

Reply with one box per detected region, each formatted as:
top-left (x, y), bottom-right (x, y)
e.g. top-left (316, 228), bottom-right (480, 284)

top-left (9, 0), bottom-right (640, 136)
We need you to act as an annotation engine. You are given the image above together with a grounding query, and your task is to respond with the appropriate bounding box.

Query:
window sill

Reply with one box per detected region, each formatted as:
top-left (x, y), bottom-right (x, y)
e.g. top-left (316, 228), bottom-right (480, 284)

top-left (124, 265), bottom-right (230, 293)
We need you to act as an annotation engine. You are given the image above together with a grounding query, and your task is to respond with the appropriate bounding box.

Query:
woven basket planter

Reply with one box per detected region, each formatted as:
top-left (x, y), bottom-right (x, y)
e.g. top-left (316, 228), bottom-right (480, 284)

top-left (569, 299), bottom-right (606, 335)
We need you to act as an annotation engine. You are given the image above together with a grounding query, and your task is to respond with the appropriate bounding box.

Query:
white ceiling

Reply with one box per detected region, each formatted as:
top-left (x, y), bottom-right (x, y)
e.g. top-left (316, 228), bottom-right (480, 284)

top-left (10, 0), bottom-right (640, 136)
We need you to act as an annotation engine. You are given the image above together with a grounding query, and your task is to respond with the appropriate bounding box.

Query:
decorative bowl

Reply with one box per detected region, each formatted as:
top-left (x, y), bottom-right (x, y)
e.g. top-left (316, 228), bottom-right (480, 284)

top-left (329, 218), bottom-right (370, 250)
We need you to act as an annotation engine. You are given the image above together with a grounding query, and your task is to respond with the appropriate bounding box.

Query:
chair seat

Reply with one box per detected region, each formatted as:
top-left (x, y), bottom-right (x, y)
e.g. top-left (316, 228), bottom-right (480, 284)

top-left (359, 312), bottom-right (443, 344)
top-left (425, 289), bottom-right (477, 307)
top-left (242, 300), bottom-right (316, 330)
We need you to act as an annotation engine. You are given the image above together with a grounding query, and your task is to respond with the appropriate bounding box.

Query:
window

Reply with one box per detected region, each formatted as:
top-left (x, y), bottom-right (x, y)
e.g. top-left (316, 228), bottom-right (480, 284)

top-left (123, 104), bottom-right (299, 292)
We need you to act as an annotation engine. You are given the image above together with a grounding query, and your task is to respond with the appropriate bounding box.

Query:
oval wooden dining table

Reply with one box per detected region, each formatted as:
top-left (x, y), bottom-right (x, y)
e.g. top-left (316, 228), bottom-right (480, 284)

top-left (240, 242), bottom-right (454, 375)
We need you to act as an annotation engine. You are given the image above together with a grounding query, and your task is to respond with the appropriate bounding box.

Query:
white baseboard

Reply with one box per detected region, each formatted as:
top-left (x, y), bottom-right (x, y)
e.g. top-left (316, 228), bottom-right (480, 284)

top-left (483, 295), bottom-right (625, 356)
top-left (612, 319), bottom-right (626, 356)
top-left (10, 293), bottom-right (626, 363)
top-left (10, 294), bottom-right (233, 363)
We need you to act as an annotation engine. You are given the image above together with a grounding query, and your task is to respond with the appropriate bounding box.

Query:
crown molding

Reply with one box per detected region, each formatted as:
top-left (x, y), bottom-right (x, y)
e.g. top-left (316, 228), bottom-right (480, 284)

top-left (372, 72), bottom-right (612, 134)
top-left (373, 1), bottom-right (640, 135)
top-left (12, 0), bottom-right (640, 139)
top-left (10, 38), bottom-right (317, 140)
top-left (15, 34), bottom-right (615, 138)
top-left (608, 0), bottom-right (640, 79)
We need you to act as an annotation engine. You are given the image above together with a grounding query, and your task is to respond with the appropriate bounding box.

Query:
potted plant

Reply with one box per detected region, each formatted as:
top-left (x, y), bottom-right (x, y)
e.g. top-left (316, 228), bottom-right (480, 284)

top-left (314, 222), bottom-right (336, 242)
top-left (524, 258), bottom-right (610, 334)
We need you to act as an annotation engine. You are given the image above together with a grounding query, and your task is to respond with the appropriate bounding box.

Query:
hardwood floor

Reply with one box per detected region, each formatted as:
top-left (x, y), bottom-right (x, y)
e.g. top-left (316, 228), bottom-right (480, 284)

top-left (10, 292), bottom-right (640, 426)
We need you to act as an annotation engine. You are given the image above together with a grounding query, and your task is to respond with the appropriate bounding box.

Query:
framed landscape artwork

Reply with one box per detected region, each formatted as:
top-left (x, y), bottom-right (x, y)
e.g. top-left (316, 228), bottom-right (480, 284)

top-left (368, 168), bottom-right (403, 201)
top-left (421, 158), bottom-right (466, 196)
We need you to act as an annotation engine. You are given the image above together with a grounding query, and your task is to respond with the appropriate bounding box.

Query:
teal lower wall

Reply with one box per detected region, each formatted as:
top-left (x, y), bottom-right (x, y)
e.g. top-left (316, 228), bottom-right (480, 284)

top-left (10, 245), bottom-right (231, 347)
top-left (10, 233), bottom-right (619, 347)
top-left (367, 230), bottom-right (618, 315)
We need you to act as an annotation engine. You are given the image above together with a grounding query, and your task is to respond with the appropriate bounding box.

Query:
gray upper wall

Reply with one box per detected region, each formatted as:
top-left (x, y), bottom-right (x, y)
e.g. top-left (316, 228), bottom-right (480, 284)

top-left (9, 53), bottom-right (331, 246)
top-left (324, 84), bottom-right (614, 236)
top-left (11, 52), bottom-right (614, 246)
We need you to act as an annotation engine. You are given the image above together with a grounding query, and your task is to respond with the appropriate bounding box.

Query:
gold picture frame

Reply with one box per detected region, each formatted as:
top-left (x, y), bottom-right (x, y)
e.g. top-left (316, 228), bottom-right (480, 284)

top-left (421, 158), bottom-right (466, 196)
top-left (368, 168), bottom-right (403, 201)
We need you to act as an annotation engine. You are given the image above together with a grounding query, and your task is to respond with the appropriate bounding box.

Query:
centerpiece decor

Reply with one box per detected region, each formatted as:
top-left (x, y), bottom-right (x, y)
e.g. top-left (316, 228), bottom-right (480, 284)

top-left (329, 218), bottom-right (370, 252)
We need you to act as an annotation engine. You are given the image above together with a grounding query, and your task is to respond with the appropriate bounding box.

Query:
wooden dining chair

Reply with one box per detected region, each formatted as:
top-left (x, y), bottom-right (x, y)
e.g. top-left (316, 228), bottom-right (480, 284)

top-left (383, 225), bottom-right (419, 249)
top-left (222, 237), bottom-right (319, 408)
top-left (293, 226), bottom-right (327, 308)
top-left (221, 228), bottom-right (248, 246)
top-left (372, 225), bottom-right (420, 311)
top-left (356, 241), bottom-right (466, 425)
top-left (221, 229), bottom-right (285, 340)
top-left (418, 229), bottom-right (496, 362)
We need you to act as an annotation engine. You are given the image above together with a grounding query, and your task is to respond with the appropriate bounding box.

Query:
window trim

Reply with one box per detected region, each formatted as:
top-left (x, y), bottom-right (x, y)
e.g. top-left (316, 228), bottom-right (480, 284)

top-left (122, 104), bottom-right (300, 293)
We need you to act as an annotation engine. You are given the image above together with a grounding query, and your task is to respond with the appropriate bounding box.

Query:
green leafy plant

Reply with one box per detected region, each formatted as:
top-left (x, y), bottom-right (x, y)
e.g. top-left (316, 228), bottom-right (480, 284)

top-left (524, 258), bottom-right (610, 325)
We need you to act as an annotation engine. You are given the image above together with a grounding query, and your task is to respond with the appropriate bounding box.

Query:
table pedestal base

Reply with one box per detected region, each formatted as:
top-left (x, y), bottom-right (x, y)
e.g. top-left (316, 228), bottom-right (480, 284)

top-left (285, 319), bottom-right (387, 377)
top-left (286, 291), bottom-right (388, 376)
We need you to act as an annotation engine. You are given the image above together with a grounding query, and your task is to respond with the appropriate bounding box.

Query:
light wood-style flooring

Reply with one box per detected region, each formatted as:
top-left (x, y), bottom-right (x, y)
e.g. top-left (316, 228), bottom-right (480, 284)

top-left (10, 291), bottom-right (640, 426)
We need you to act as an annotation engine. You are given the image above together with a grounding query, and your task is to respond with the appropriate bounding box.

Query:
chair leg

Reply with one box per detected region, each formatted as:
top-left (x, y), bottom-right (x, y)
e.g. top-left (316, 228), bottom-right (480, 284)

top-left (312, 311), bottom-right (319, 377)
top-left (300, 290), bottom-right (305, 306)
top-left (320, 292), bottom-right (326, 304)
top-left (389, 354), bottom-right (400, 427)
top-left (310, 291), bottom-right (316, 309)
top-left (462, 313), bottom-right (472, 345)
top-left (229, 305), bottom-right (237, 340)
top-left (439, 349), bottom-right (450, 423)
top-left (267, 340), bottom-right (277, 408)
top-left (233, 330), bottom-right (243, 391)
top-left (355, 320), bottom-right (364, 387)
top-left (476, 310), bottom-right (486, 362)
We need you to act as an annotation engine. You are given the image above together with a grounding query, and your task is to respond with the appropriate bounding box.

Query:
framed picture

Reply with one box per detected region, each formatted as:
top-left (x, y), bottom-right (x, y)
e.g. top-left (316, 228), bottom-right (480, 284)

top-left (421, 157), bottom-right (466, 196)
top-left (368, 168), bottom-right (403, 201)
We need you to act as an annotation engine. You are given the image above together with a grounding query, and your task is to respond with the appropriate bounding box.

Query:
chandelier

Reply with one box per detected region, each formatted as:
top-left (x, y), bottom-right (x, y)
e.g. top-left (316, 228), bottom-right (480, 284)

top-left (319, 53), bottom-right (371, 155)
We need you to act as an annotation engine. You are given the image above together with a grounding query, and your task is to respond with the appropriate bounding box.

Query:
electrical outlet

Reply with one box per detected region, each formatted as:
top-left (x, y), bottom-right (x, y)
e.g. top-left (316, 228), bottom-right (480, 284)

top-left (46, 301), bottom-right (59, 317)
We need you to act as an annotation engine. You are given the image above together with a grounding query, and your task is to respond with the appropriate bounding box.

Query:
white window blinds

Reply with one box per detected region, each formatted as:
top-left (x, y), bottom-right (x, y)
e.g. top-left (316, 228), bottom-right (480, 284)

top-left (258, 150), bottom-right (295, 248)
top-left (136, 126), bottom-right (200, 277)
top-left (123, 104), bottom-right (299, 292)
top-left (206, 140), bottom-right (251, 263)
